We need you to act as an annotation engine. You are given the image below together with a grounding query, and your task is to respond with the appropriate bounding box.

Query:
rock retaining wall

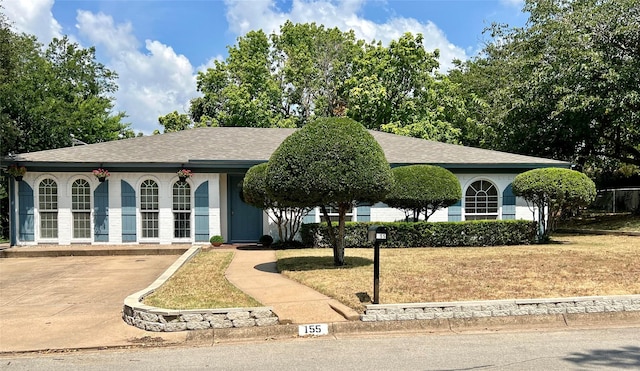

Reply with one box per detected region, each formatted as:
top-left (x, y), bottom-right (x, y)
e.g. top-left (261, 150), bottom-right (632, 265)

top-left (122, 245), bottom-right (279, 332)
top-left (361, 296), bottom-right (640, 322)
top-left (122, 306), bottom-right (278, 332)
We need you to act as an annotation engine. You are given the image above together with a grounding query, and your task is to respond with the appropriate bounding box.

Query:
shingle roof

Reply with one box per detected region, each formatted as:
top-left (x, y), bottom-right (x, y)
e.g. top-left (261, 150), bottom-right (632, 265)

top-left (8, 127), bottom-right (569, 169)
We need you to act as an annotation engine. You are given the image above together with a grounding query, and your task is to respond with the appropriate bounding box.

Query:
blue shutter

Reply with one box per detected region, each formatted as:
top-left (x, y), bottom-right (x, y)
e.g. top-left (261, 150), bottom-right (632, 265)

top-left (448, 199), bottom-right (462, 222)
top-left (303, 208), bottom-right (316, 223)
top-left (194, 181), bottom-right (209, 242)
top-left (18, 182), bottom-right (34, 241)
top-left (502, 183), bottom-right (516, 220)
top-left (94, 181), bottom-right (109, 242)
top-left (121, 180), bottom-right (137, 242)
top-left (356, 205), bottom-right (371, 222)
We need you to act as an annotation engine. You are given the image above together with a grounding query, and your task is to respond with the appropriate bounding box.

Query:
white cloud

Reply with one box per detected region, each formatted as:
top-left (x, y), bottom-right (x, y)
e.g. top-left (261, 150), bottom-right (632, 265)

top-left (75, 11), bottom-right (139, 54)
top-left (500, 0), bottom-right (524, 7)
top-left (3, 2), bottom-right (199, 134)
top-left (3, 0), bottom-right (63, 44)
top-left (75, 12), bottom-right (199, 134)
top-left (224, 0), bottom-right (468, 71)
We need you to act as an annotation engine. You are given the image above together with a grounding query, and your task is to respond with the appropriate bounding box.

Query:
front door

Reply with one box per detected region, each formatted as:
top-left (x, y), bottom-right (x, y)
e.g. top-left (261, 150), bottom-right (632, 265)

top-left (228, 174), bottom-right (263, 243)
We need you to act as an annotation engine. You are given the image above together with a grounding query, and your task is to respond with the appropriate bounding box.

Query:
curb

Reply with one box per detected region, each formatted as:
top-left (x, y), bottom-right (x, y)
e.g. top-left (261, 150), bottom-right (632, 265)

top-left (182, 310), bottom-right (640, 345)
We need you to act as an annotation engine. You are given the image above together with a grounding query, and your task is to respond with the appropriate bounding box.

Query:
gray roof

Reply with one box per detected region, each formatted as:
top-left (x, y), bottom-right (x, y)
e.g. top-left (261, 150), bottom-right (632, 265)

top-left (7, 127), bottom-right (569, 170)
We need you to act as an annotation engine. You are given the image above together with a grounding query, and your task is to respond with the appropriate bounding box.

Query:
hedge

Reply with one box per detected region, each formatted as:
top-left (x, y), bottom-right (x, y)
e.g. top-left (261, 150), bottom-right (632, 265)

top-left (300, 220), bottom-right (537, 248)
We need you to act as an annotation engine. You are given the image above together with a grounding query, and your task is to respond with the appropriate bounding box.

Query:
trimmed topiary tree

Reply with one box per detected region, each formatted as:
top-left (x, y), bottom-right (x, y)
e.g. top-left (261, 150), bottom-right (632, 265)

top-left (385, 165), bottom-right (462, 221)
top-left (266, 117), bottom-right (393, 266)
top-left (512, 167), bottom-right (596, 241)
top-left (243, 163), bottom-right (311, 244)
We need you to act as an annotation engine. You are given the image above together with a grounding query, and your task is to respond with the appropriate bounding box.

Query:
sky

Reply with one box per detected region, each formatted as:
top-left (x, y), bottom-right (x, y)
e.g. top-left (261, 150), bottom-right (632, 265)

top-left (3, 0), bottom-right (528, 135)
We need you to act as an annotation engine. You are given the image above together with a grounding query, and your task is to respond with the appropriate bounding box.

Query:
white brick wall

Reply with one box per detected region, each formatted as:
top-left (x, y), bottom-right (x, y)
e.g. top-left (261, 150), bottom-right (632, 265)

top-left (16, 171), bottom-right (223, 245)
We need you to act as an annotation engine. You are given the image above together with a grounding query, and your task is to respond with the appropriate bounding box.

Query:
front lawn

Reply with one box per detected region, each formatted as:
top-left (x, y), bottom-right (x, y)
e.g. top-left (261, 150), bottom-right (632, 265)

top-left (143, 251), bottom-right (261, 309)
top-left (277, 235), bottom-right (640, 312)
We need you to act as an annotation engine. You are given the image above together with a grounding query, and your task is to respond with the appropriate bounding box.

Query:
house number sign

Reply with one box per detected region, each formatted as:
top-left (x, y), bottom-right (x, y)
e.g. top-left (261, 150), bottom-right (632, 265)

top-left (298, 323), bottom-right (329, 336)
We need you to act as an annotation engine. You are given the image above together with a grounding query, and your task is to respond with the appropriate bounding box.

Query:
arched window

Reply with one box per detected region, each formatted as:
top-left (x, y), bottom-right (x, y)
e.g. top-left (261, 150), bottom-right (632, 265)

top-left (39, 178), bottom-right (58, 238)
top-left (140, 179), bottom-right (159, 238)
top-left (72, 179), bottom-right (91, 238)
top-left (464, 180), bottom-right (499, 220)
top-left (173, 181), bottom-right (191, 238)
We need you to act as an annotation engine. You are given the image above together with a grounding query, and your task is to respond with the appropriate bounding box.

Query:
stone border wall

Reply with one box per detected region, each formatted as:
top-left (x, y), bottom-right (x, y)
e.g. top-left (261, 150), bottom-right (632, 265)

top-left (122, 246), bottom-right (279, 332)
top-left (361, 296), bottom-right (640, 322)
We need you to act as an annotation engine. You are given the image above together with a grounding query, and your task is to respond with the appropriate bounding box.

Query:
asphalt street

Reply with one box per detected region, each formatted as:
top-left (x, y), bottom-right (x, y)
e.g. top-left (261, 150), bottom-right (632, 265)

top-left (2, 326), bottom-right (639, 370)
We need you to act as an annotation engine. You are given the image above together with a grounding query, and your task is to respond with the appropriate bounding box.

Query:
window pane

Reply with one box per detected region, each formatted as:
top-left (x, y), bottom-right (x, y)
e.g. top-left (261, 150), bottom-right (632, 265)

top-left (72, 179), bottom-right (91, 211)
top-left (40, 212), bottom-right (58, 238)
top-left (73, 212), bottom-right (91, 238)
top-left (141, 212), bottom-right (159, 238)
top-left (464, 180), bottom-right (499, 221)
top-left (173, 181), bottom-right (191, 238)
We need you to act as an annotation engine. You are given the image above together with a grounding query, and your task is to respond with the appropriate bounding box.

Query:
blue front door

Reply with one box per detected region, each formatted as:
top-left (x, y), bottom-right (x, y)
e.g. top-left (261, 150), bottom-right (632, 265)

top-left (228, 174), bottom-right (263, 243)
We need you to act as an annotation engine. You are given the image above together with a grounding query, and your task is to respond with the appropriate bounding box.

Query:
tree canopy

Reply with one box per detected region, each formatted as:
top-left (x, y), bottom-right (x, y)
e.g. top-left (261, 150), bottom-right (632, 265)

top-left (188, 22), bottom-right (478, 144)
top-left (266, 117), bottom-right (393, 265)
top-left (512, 167), bottom-right (596, 241)
top-left (385, 165), bottom-right (461, 221)
top-left (243, 162), bottom-right (311, 243)
top-left (0, 16), bottom-right (133, 156)
top-left (451, 0), bottom-right (640, 175)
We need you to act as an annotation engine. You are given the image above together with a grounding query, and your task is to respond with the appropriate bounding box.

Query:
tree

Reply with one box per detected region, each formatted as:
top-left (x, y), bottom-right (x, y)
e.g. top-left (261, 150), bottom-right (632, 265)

top-left (385, 165), bottom-right (461, 221)
top-left (266, 117), bottom-right (393, 266)
top-left (243, 163), bottom-right (311, 243)
top-left (188, 23), bottom-right (475, 145)
top-left (191, 23), bottom-right (361, 128)
top-left (156, 110), bottom-right (200, 134)
top-left (452, 0), bottom-right (640, 172)
top-left (512, 167), bottom-right (596, 241)
top-left (0, 26), bottom-right (132, 156)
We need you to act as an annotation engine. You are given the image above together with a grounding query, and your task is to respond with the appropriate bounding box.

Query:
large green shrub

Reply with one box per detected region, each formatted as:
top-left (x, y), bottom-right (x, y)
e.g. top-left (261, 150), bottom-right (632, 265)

top-left (385, 165), bottom-right (461, 221)
top-left (301, 220), bottom-right (537, 248)
top-left (243, 163), bottom-right (310, 243)
top-left (512, 167), bottom-right (596, 241)
top-left (267, 117), bottom-right (393, 265)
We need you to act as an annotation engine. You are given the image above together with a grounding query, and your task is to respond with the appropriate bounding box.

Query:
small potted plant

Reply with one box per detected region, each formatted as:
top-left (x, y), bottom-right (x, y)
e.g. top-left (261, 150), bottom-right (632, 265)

top-left (209, 235), bottom-right (224, 247)
top-left (259, 234), bottom-right (274, 248)
top-left (92, 168), bottom-right (110, 182)
top-left (7, 165), bottom-right (26, 181)
top-left (177, 169), bottom-right (193, 181)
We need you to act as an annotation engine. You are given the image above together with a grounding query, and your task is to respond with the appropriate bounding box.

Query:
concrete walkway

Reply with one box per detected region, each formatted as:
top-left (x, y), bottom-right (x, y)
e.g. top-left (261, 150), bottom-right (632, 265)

top-left (225, 248), bottom-right (359, 324)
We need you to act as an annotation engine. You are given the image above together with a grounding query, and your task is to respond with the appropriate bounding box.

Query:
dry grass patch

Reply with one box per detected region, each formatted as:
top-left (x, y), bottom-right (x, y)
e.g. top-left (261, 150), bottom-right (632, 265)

top-left (276, 235), bottom-right (640, 312)
top-left (559, 213), bottom-right (640, 232)
top-left (143, 251), bottom-right (261, 309)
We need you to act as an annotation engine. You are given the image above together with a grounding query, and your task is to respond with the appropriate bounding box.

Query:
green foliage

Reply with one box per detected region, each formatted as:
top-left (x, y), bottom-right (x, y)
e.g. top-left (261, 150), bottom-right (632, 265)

top-left (267, 117), bottom-right (393, 265)
top-left (267, 117), bottom-right (393, 206)
top-left (157, 111), bottom-right (198, 133)
top-left (452, 0), bottom-right (640, 171)
top-left (243, 163), bottom-right (311, 243)
top-left (0, 27), bottom-right (131, 156)
top-left (513, 167), bottom-right (596, 240)
top-left (188, 23), bottom-right (477, 145)
top-left (385, 165), bottom-right (461, 221)
top-left (301, 220), bottom-right (537, 248)
top-left (243, 163), bottom-right (271, 209)
top-left (209, 235), bottom-right (224, 244)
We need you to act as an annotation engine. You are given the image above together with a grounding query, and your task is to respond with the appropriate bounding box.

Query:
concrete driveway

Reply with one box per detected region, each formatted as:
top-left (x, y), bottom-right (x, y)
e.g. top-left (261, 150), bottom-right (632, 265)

top-left (0, 255), bottom-right (187, 353)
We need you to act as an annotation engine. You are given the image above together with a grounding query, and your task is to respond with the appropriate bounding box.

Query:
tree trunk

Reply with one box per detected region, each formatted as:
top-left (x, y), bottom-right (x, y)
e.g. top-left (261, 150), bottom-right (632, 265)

top-left (321, 205), bottom-right (338, 258)
top-left (334, 203), bottom-right (349, 266)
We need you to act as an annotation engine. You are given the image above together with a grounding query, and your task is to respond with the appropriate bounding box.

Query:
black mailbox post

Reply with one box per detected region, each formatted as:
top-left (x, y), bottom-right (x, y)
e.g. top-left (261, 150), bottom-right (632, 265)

top-left (368, 226), bottom-right (387, 304)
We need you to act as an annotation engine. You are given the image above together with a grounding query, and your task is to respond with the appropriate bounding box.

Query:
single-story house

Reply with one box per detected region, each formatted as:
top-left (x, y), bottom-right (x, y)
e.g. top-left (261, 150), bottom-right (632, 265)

top-left (2, 127), bottom-right (569, 246)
